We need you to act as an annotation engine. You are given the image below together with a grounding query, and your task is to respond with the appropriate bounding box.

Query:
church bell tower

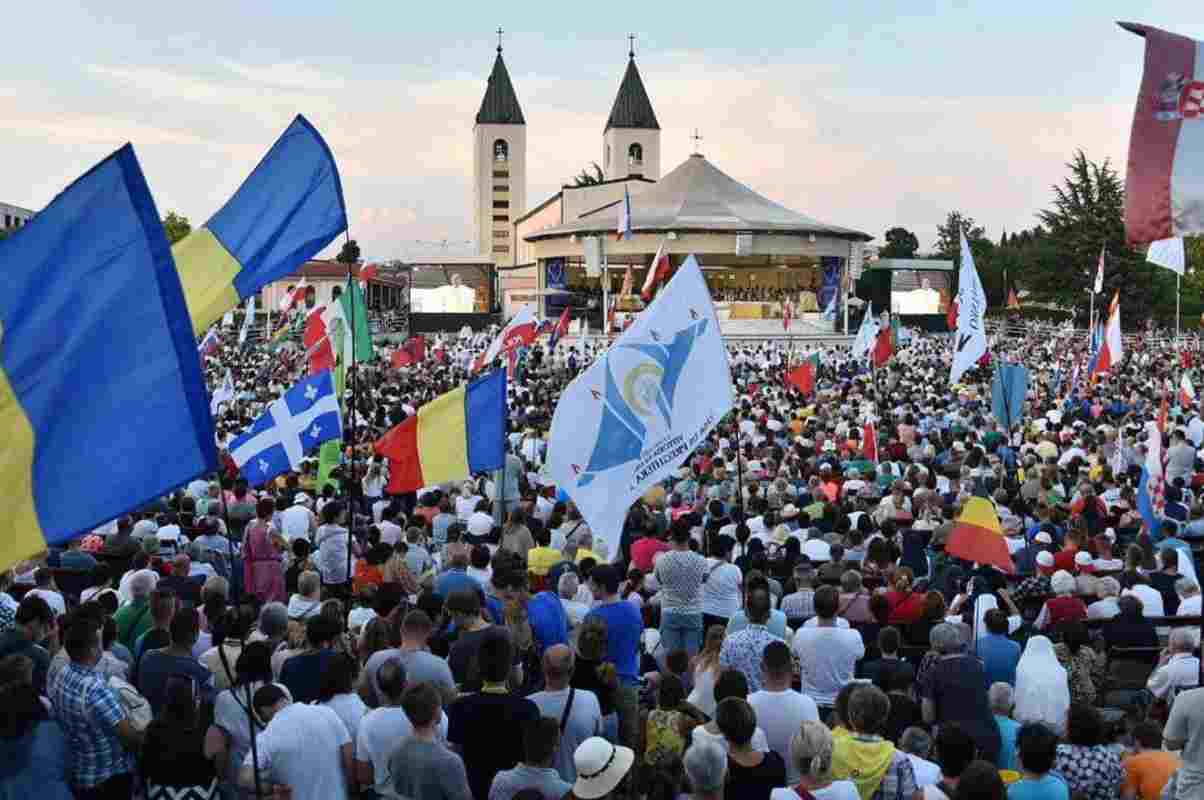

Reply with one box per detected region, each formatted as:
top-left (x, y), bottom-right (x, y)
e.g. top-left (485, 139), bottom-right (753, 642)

top-left (473, 29), bottom-right (526, 267)
top-left (603, 37), bottom-right (661, 181)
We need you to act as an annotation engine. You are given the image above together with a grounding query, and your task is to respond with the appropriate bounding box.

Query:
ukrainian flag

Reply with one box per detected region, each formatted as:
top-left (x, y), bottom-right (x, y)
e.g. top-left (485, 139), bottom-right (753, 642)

top-left (173, 114), bottom-right (347, 335)
top-left (0, 145), bottom-right (218, 570)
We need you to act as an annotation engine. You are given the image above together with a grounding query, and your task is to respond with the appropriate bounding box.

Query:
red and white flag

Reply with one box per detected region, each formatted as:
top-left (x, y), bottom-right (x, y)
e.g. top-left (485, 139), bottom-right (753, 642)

top-left (783, 300), bottom-right (793, 331)
top-left (303, 307), bottom-right (334, 375)
top-left (1122, 22), bottom-right (1204, 243)
top-left (1181, 373), bottom-right (1197, 408)
top-left (359, 263), bottom-right (379, 289)
top-left (640, 241), bottom-right (671, 302)
top-left (863, 420), bottom-right (878, 464)
top-left (1089, 292), bottom-right (1123, 382)
top-left (279, 278), bottom-right (308, 313)
top-left (471, 305), bottom-right (538, 373)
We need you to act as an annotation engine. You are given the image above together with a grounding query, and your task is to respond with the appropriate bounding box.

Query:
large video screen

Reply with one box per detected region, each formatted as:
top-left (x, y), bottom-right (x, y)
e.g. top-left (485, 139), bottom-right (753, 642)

top-left (891, 269), bottom-right (951, 315)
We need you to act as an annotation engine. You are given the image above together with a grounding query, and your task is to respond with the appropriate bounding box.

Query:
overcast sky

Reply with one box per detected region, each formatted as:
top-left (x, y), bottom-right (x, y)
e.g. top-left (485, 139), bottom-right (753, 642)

top-left (5, 1), bottom-right (1203, 258)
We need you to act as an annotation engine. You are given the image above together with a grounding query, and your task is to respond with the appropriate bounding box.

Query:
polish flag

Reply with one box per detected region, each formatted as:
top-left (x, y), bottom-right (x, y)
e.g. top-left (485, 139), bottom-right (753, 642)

top-left (640, 241), bottom-right (671, 302)
top-left (1121, 22), bottom-right (1204, 243)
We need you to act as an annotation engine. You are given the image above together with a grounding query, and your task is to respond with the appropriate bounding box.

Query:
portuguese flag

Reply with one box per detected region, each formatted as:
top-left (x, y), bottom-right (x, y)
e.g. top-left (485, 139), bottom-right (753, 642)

top-left (945, 496), bottom-right (1015, 574)
top-left (786, 352), bottom-right (820, 396)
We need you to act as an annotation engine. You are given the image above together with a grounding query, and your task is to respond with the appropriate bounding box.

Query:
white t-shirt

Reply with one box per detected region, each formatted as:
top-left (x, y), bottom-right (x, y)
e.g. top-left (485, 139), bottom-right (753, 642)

top-left (247, 702), bottom-right (351, 800)
top-left (377, 520), bottom-right (403, 547)
top-left (27, 588), bottom-right (66, 617)
top-left (908, 754), bottom-right (942, 787)
top-left (691, 721), bottom-right (770, 754)
top-left (280, 506), bottom-right (315, 543)
top-left (770, 782), bottom-right (860, 800)
top-left (323, 693), bottom-right (368, 741)
top-left (791, 626), bottom-right (865, 706)
top-left (1124, 584), bottom-right (1166, 618)
top-left (747, 689), bottom-right (820, 784)
top-left (355, 706), bottom-right (449, 793)
top-left (455, 496), bottom-right (482, 522)
top-left (700, 560), bottom-right (744, 619)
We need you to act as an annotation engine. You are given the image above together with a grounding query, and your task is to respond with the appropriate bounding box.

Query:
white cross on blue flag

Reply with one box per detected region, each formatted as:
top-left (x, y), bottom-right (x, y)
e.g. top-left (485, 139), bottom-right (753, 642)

top-left (230, 369), bottom-right (342, 486)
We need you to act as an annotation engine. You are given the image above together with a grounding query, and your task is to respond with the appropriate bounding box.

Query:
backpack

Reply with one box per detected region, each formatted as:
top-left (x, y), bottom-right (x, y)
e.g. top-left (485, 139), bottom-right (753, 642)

top-left (107, 674), bottom-right (152, 731)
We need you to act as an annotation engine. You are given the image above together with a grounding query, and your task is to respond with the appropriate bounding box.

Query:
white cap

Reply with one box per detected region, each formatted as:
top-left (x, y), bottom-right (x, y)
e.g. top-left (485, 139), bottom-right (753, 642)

top-left (1034, 532), bottom-right (1053, 544)
top-left (1036, 551), bottom-right (1055, 567)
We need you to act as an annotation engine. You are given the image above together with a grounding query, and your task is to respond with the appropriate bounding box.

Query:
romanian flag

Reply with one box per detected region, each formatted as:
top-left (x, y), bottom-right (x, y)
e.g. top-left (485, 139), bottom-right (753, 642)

top-left (786, 352), bottom-right (819, 396)
top-left (374, 369), bottom-right (506, 494)
top-left (946, 497), bottom-right (1015, 573)
top-left (0, 145), bottom-right (217, 571)
top-left (173, 115), bottom-right (347, 335)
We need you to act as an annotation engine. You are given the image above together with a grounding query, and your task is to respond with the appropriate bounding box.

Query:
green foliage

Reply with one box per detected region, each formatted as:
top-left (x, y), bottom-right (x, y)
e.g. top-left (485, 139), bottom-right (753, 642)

top-left (162, 211), bottom-right (191, 245)
top-left (934, 211), bottom-right (986, 260)
top-left (571, 162), bottom-right (605, 187)
top-left (879, 227), bottom-right (919, 259)
top-left (336, 239), bottom-right (362, 265)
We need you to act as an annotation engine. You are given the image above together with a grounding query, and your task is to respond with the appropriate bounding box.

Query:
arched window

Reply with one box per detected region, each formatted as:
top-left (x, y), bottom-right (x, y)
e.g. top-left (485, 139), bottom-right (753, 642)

top-left (628, 143), bottom-right (643, 166)
top-left (493, 139), bottom-right (509, 163)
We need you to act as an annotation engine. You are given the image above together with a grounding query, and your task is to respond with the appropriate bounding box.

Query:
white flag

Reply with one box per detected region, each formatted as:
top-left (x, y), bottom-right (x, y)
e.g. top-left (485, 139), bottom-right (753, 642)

top-left (210, 369), bottom-right (235, 415)
top-left (1094, 247), bottom-right (1106, 293)
top-left (950, 231), bottom-right (988, 384)
top-left (547, 255), bottom-right (733, 560)
top-left (238, 295), bottom-right (256, 345)
top-left (851, 301), bottom-right (878, 362)
top-left (1147, 237), bottom-right (1186, 275)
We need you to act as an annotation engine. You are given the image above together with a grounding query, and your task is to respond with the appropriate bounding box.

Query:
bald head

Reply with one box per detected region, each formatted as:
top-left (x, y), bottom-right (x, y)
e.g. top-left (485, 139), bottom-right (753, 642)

top-left (542, 644), bottom-right (574, 688)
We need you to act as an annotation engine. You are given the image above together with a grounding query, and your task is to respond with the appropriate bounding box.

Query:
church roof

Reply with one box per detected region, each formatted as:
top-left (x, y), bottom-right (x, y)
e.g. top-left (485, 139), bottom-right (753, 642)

top-left (525, 154), bottom-right (873, 241)
top-left (605, 56), bottom-right (659, 131)
top-left (476, 52), bottom-right (525, 125)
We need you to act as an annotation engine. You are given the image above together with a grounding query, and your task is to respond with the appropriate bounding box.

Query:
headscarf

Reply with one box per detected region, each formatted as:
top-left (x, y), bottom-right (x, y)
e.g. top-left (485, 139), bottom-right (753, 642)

top-left (971, 593), bottom-right (999, 640)
top-left (1013, 635), bottom-right (1070, 734)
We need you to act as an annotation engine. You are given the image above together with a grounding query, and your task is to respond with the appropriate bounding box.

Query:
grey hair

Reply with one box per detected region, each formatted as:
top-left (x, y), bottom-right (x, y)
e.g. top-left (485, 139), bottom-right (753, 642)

top-left (789, 720), bottom-right (834, 778)
top-left (1050, 570), bottom-right (1077, 596)
top-left (129, 571), bottom-right (155, 599)
top-left (929, 623), bottom-right (963, 655)
top-left (258, 602), bottom-right (289, 639)
top-left (683, 740), bottom-right (727, 793)
top-left (558, 571), bottom-right (579, 599)
top-left (899, 727), bottom-right (932, 757)
top-left (1176, 578), bottom-right (1200, 598)
top-left (988, 682), bottom-right (1014, 714)
top-left (1097, 576), bottom-right (1121, 598)
top-left (298, 570), bottom-right (321, 596)
top-left (1169, 627), bottom-right (1200, 652)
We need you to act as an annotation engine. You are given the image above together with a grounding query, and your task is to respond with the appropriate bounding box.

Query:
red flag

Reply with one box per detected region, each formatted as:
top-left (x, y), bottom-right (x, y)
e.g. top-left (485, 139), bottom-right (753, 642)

top-left (279, 278), bottom-right (308, 313)
top-left (946, 297), bottom-right (959, 330)
top-left (391, 336), bottom-right (426, 368)
top-left (1007, 287), bottom-right (1020, 310)
top-left (303, 308), bottom-right (334, 375)
top-left (872, 321), bottom-right (894, 367)
top-left (507, 347), bottom-right (518, 381)
top-left (863, 420), bottom-right (878, 463)
top-left (946, 497), bottom-right (1015, 574)
top-left (359, 263), bottom-right (378, 287)
top-left (785, 353), bottom-right (820, 396)
top-left (640, 241), bottom-right (672, 302)
top-left (549, 307), bottom-right (571, 350)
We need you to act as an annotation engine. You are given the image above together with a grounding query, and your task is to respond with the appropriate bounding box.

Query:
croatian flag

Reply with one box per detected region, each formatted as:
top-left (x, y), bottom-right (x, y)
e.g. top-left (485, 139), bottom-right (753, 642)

top-left (1121, 22), bottom-right (1204, 242)
top-left (279, 278), bottom-right (308, 313)
top-left (1137, 420), bottom-right (1166, 537)
top-left (1089, 292), bottom-right (1123, 383)
top-left (230, 370), bottom-right (343, 486)
top-left (472, 305), bottom-right (538, 373)
top-left (548, 307), bottom-right (572, 351)
top-left (641, 240), bottom-right (671, 301)
top-left (617, 186), bottom-right (632, 241)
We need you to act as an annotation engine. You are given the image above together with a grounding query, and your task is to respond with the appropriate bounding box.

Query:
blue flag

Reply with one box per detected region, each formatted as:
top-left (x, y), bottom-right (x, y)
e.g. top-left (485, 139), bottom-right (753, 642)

top-left (1137, 465), bottom-right (1163, 538)
top-left (0, 145), bottom-right (217, 570)
top-left (991, 363), bottom-right (1029, 431)
top-left (230, 370), bottom-right (343, 486)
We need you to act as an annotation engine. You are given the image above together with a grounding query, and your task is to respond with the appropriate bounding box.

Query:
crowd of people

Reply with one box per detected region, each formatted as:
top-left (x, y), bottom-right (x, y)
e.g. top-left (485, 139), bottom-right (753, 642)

top-left (5, 315), bottom-right (1204, 800)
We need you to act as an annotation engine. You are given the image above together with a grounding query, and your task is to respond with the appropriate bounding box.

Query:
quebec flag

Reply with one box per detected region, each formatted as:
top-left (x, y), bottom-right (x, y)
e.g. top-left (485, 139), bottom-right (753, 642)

top-left (230, 370), bottom-right (343, 486)
top-left (547, 255), bottom-right (733, 559)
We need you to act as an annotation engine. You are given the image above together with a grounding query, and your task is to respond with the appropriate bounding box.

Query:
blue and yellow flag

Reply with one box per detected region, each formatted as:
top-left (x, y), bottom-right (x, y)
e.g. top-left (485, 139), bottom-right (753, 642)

top-left (173, 114), bottom-right (347, 335)
top-left (0, 145), bottom-right (218, 569)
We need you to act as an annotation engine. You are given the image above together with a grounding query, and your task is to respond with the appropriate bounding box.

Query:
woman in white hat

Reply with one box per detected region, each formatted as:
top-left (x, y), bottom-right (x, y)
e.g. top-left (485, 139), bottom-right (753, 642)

top-left (571, 736), bottom-right (634, 800)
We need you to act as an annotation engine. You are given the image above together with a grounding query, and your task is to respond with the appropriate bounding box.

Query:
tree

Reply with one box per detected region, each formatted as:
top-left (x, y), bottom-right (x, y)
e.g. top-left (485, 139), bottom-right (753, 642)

top-left (934, 211), bottom-right (986, 261)
top-left (162, 211), bottom-right (191, 245)
top-left (336, 239), bottom-right (361, 265)
top-left (879, 227), bottom-right (919, 259)
top-left (571, 162), bottom-right (605, 187)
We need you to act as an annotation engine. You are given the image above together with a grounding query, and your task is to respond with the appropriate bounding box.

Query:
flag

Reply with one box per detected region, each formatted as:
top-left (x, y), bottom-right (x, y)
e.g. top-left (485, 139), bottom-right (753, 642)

top-left (786, 352), bottom-right (819, 395)
top-left (359, 262), bottom-right (379, 287)
top-left (617, 186), bottom-right (632, 240)
top-left (238, 295), bottom-right (256, 345)
top-left (1093, 247), bottom-right (1106, 293)
top-left (210, 369), bottom-right (235, 415)
top-left (374, 369), bottom-right (506, 494)
top-left (221, 309), bottom-right (235, 328)
top-left (279, 278), bottom-right (308, 313)
top-left (991, 363), bottom-right (1029, 431)
top-left (950, 231), bottom-right (988, 383)
top-left (640, 241), bottom-right (672, 302)
top-left (507, 347), bottom-right (519, 381)
top-left (946, 496), bottom-right (1015, 574)
top-left (548, 307), bottom-right (571, 351)
top-left (199, 326), bottom-right (220, 357)
top-left (303, 307), bottom-right (335, 375)
top-left (316, 439), bottom-right (343, 493)
top-left (783, 300), bottom-right (793, 331)
top-left (863, 420), bottom-right (878, 464)
top-left (1120, 22), bottom-right (1204, 243)
top-left (872, 313), bottom-right (896, 367)
top-left (230, 370), bottom-right (342, 486)
top-left (620, 262), bottom-right (634, 297)
top-left (1137, 421), bottom-right (1166, 536)
top-left (172, 115), bottom-right (346, 335)
top-left (946, 296), bottom-right (958, 331)
top-left (1007, 287), bottom-right (1021, 310)
top-left (851, 302), bottom-right (878, 362)
top-left (0, 144), bottom-right (218, 570)
top-left (1159, 393), bottom-right (1170, 433)
top-left (547, 255), bottom-right (733, 559)
top-left (391, 336), bottom-right (426, 368)
top-left (1148, 237), bottom-right (1187, 275)
top-left (1182, 373), bottom-right (1197, 407)
top-left (1089, 292), bottom-right (1123, 383)
top-left (335, 276), bottom-right (373, 364)
top-left (822, 291), bottom-right (837, 321)
top-left (471, 305), bottom-right (538, 372)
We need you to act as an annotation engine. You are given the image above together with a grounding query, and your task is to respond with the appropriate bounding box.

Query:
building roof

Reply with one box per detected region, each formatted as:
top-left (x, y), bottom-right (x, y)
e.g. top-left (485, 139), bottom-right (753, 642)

top-left (525, 154), bottom-right (873, 242)
top-left (475, 52), bottom-right (526, 125)
top-left (605, 56), bottom-right (659, 131)
top-left (293, 260), bottom-right (408, 287)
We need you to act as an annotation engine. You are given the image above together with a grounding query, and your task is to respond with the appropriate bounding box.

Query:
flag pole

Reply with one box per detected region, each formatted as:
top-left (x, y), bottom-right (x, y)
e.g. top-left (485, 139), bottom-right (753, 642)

top-left (346, 260), bottom-right (357, 594)
top-left (1177, 273), bottom-right (1182, 347)
top-left (601, 236), bottom-right (609, 346)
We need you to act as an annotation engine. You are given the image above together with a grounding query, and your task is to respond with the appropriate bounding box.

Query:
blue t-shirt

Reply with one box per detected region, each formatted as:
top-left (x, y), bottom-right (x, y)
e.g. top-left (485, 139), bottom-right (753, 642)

top-left (135, 651), bottom-right (216, 715)
top-left (435, 569), bottom-right (479, 601)
top-left (995, 714), bottom-right (1020, 770)
top-left (0, 719), bottom-right (74, 800)
top-left (526, 591), bottom-right (569, 654)
top-left (1007, 774), bottom-right (1069, 800)
top-left (726, 609), bottom-right (789, 639)
top-left (978, 634), bottom-right (1021, 688)
top-left (585, 600), bottom-right (643, 686)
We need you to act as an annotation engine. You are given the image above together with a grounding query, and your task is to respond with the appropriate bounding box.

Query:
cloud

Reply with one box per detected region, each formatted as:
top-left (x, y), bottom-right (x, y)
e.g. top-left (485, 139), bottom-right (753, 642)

top-left (218, 59), bottom-right (347, 91)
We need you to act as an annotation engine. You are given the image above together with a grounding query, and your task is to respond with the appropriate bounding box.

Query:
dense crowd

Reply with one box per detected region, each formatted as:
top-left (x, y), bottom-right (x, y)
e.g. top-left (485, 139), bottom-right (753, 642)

top-left (5, 315), bottom-right (1204, 800)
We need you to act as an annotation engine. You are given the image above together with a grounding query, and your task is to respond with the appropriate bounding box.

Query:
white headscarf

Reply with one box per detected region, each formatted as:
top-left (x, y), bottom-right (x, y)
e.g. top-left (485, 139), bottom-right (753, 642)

top-left (972, 594), bottom-right (998, 640)
top-left (1013, 635), bottom-right (1070, 734)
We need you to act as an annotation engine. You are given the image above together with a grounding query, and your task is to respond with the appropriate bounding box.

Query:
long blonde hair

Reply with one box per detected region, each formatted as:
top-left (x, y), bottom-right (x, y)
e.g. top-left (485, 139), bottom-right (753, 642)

top-left (696, 624), bottom-right (725, 671)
